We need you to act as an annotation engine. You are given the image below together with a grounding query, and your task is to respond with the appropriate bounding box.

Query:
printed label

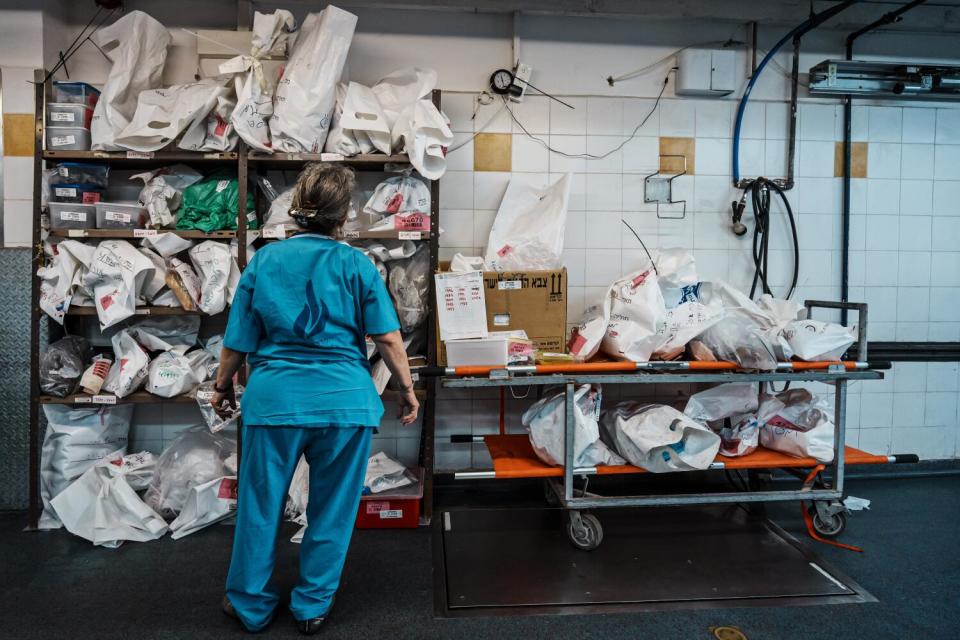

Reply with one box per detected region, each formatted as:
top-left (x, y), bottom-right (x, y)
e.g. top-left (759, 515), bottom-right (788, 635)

top-left (492, 313), bottom-right (511, 326)
top-left (398, 231), bottom-right (421, 240)
top-left (320, 153), bottom-right (345, 161)
top-left (411, 372), bottom-right (420, 382)
top-left (58, 167), bottom-right (69, 177)
top-left (343, 230), bottom-right (360, 239)
top-left (60, 211), bottom-right (87, 222)
top-left (133, 229), bottom-right (158, 238)
top-left (497, 280), bottom-right (522, 290)
top-left (125, 151), bottom-right (154, 159)
top-left (81, 192), bottom-right (100, 204)
top-left (67, 230), bottom-right (87, 237)
top-left (262, 226), bottom-right (286, 239)
top-left (394, 213), bottom-right (429, 231)
top-left (195, 389), bottom-right (214, 401)
top-left (105, 211), bottom-right (131, 223)
top-left (51, 135), bottom-right (76, 147)
top-left (215, 179), bottom-right (230, 193)
top-left (92, 394), bottom-right (117, 405)
top-left (51, 112), bottom-right (74, 122)
top-left (72, 396), bottom-right (93, 404)
top-left (54, 187), bottom-right (77, 198)
top-left (246, 211), bottom-right (257, 222)
top-left (379, 509), bottom-right (403, 520)
top-left (366, 501), bottom-right (390, 514)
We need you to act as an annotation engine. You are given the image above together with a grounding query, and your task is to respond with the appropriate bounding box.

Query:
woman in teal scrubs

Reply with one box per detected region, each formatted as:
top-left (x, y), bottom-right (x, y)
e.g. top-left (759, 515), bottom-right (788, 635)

top-left (212, 163), bottom-right (419, 635)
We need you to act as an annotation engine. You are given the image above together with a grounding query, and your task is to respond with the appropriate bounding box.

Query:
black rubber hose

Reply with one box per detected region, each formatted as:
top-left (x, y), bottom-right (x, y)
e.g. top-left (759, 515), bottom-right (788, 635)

top-left (743, 177), bottom-right (799, 300)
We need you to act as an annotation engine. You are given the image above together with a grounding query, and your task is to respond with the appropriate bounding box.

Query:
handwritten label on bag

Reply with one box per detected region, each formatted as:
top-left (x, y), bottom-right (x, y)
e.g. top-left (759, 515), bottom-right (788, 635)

top-left (398, 231), bottom-right (421, 240)
top-left (497, 280), bottom-right (522, 291)
top-left (51, 135), bottom-right (76, 147)
top-left (133, 229), bottom-right (158, 238)
top-left (125, 151), bottom-right (154, 159)
top-left (60, 211), bottom-right (87, 222)
top-left (92, 394), bottom-right (117, 405)
top-left (105, 211), bottom-right (131, 223)
top-left (51, 112), bottom-right (74, 122)
top-left (215, 180), bottom-right (230, 193)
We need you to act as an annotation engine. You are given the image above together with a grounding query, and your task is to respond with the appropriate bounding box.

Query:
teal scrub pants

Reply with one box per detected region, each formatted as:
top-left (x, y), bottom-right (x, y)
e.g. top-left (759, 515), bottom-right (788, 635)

top-left (226, 425), bottom-right (373, 632)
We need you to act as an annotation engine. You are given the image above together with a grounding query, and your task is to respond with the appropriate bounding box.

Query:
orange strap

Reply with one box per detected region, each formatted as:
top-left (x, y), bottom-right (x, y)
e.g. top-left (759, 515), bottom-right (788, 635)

top-left (801, 501), bottom-right (863, 553)
top-left (449, 360), bottom-right (862, 376)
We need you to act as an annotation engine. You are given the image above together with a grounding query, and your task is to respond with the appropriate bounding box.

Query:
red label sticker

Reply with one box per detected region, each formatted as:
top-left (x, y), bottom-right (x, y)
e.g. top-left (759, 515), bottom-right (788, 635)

top-left (497, 244), bottom-right (513, 258)
top-left (82, 192), bottom-right (100, 204)
top-left (567, 330), bottom-right (587, 354)
top-left (218, 478), bottom-right (238, 500)
top-left (385, 193), bottom-right (404, 214)
top-left (767, 415), bottom-right (801, 431)
top-left (394, 213), bottom-right (429, 231)
top-left (100, 294), bottom-right (114, 310)
top-left (366, 501), bottom-right (390, 514)
top-left (631, 270), bottom-right (651, 287)
top-left (214, 116), bottom-right (228, 137)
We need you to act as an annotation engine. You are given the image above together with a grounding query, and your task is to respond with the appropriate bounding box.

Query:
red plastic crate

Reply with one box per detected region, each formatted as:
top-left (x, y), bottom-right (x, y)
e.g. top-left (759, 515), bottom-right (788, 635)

top-left (355, 468), bottom-right (423, 529)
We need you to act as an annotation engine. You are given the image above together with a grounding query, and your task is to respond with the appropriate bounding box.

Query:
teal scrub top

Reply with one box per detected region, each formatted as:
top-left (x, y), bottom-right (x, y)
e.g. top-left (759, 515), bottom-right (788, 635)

top-left (223, 233), bottom-right (400, 427)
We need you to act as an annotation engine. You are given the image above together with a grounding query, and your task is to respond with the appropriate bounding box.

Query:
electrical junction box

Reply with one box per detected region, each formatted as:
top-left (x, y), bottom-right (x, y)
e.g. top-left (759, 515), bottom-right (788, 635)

top-left (675, 48), bottom-right (736, 96)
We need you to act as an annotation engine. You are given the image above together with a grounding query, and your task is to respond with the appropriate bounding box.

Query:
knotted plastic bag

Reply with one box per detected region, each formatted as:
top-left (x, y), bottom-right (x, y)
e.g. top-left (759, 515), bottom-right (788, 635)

top-left (39, 335), bottom-right (92, 397)
top-left (145, 427), bottom-right (238, 518)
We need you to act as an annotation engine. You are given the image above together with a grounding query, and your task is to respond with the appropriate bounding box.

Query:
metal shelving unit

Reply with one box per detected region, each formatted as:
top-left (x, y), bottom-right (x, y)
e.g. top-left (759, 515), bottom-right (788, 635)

top-left (27, 70), bottom-right (441, 527)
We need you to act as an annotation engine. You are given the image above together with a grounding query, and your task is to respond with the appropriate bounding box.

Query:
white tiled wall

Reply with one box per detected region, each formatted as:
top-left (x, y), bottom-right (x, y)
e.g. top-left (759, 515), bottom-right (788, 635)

top-left (2, 66), bottom-right (37, 247)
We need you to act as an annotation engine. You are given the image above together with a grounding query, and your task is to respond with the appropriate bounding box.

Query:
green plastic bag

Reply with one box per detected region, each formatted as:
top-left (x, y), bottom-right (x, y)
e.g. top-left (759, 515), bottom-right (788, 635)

top-left (177, 172), bottom-right (257, 233)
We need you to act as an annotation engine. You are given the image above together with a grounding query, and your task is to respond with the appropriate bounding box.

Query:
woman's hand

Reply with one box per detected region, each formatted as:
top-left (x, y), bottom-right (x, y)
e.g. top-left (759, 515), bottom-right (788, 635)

top-left (211, 384), bottom-right (237, 420)
top-left (397, 385), bottom-right (420, 425)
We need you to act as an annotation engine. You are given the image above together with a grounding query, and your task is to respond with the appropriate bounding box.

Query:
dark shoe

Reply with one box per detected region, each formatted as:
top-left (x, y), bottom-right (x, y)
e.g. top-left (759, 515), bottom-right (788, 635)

top-left (297, 596), bottom-right (334, 636)
top-left (222, 595), bottom-right (239, 620)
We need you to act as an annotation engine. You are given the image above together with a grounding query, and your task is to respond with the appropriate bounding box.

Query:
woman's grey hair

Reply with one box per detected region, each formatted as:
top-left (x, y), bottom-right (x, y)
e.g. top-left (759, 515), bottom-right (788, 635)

top-left (289, 162), bottom-right (356, 235)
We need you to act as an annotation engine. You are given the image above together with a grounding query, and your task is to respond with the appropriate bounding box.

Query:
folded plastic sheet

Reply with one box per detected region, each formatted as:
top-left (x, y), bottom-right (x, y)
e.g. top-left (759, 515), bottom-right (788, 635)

top-left (484, 174), bottom-right (571, 271)
top-left (189, 240), bottom-right (232, 315)
top-left (145, 427), bottom-right (238, 518)
top-left (169, 476), bottom-right (238, 539)
top-left (82, 240), bottom-right (156, 329)
top-left (114, 80), bottom-right (231, 152)
top-left (37, 240), bottom-right (95, 324)
top-left (90, 11), bottom-right (171, 151)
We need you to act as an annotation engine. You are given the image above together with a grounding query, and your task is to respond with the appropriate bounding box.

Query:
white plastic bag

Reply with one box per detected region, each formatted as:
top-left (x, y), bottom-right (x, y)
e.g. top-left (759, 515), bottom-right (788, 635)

top-left (365, 452), bottom-right (414, 494)
top-left (145, 427), bottom-right (238, 517)
top-left (601, 269), bottom-right (665, 362)
top-left (128, 316), bottom-right (201, 351)
top-left (782, 319), bottom-right (855, 362)
top-left (179, 94), bottom-right (238, 152)
top-left (650, 302), bottom-right (724, 360)
top-left (37, 240), bottom-right (95, 324)
top-left (325, 82), bottom-right (391, 156)
top-left (523, 384), bottom-right (625, 467)
top-left (484, 174), bottom-right (571, 271)
top-left (693, 316), bottom-right (779, 370)
top-left (102, 329), bottom-right (151, 398)
top-left (568, 293), bottom-right (614, 361)
top-left (146, 348), bottom-right (211, 398)
top-left (396, 98), bottom-right (454, 180)
top-left (683, 383), bottom-right (759, 425)
top-left (195, 380), bottom-right (244, 433)
top-left (39, 404), bottom-right (132, 529)
top-left (719, 416), bottom-right (761, 458)
top-left (169, 476), bottom-right (238, 539)
top-left (269, 6), bottom-right (358, 153)
top-left (51, 451), bottom-right (166, 548)
top-left (365, 176), bottom-right (431, 232)
top-left (221, 10), bottom-right (296, 152)
top-left (758, 389), bottom-right (835, 462)
top-left (263, 187), bottom-right (297, 232)
top-left (389, 245), bottom-right (430, 333)
top-left (114, 80), bottom-right (230, 152)
top-left (601, 402), bottom-right (721, 473)
top-left (90, 11), bottom-right (171, 150)
top-left (141, 232), bottom-right (194, 259)
top-left (82, 240), bottom-right (156, 329)
top-left (189, 241), bottom-right (232, 315)
top-left (132, 165), bottom-right (203, 227)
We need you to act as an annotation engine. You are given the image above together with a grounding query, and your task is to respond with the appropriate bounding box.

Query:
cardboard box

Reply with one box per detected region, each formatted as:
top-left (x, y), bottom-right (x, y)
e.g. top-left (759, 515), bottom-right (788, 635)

top-left (437, 267), bottom-right (567, 365)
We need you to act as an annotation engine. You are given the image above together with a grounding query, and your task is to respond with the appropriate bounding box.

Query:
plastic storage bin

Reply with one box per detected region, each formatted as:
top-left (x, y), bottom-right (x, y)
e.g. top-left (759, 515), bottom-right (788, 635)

top-left (95, 202), bottom-right (149, 229)
top-left (46, 126), bottom-right (91, 151)
top-left (355, 468), bottom-right (423, 529)
top-left (52, 81), bottom-right (100, 108)
top-left (48, 203), bottom-right (96, 230)
top-left (50, 163), bottom-right (109, 188)
top-left (50, 183), bottom-right (103, 204)
top-left (47, 103), bottom-right (93, 129)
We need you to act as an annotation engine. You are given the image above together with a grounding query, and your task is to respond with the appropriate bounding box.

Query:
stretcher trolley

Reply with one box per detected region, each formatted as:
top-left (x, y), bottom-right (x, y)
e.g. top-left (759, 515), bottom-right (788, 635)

top-left (434, 301), bottom-right (918, 552)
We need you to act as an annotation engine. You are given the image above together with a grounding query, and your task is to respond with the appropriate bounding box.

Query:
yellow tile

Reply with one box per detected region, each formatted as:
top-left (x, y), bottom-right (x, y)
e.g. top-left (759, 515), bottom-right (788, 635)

top-left (3, 114), bottom-right (36, 157)
top-left (834, 141), bottom-right (867, 178)
top-left (473, 132), bottom-right (512, 172)
top-left (659, 136), bottom-right (695, 174)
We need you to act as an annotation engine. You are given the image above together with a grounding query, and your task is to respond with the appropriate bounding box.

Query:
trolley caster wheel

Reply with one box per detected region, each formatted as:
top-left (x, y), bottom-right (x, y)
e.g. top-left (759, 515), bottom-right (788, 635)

top-left (567, 513), bottom-right (603, 551)
top-left (543, 481), bottom-right (560, 507)
top-left (809, 506), bottom-right (847, 538)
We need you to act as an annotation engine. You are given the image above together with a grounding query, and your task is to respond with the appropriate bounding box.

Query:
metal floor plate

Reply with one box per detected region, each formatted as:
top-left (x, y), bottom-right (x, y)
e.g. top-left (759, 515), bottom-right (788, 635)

top-left (435, 505), bottom-right (874, 617)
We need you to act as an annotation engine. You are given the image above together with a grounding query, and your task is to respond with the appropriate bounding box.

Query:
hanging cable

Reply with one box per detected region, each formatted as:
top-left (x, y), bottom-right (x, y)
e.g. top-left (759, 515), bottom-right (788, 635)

top-left (736, 177), bottom-right (799, 299)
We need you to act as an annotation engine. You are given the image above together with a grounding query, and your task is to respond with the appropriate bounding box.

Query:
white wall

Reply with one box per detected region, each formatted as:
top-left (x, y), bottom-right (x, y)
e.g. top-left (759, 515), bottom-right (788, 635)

top-left (25, 3), bottom-right (960, 467)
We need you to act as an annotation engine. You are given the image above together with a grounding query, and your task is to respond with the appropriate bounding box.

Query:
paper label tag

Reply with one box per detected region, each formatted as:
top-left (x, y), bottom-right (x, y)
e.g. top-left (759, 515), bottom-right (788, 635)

top-left (81, 192), bottom-right (100, 204)
top-left (394, 213), bottom-right (430, 231)
top-left (51, 135), bottom-right (75, 146)
top-left (411, 372), bottom-right (420, 382)
top-left (133, 229), bottom-right (158, 238)
top-left (60, 211), bottom-right (87, 222)
top-left (366, 501), bottom-right (390, 514)
top-left (72, 396), bottom-right (93, 404)
top-left (216, 179), bottom-right (230, 193)
top-left (492, 313), bottom-right (511, 326)
top-left (67, 229), bottom-right (87, 237)
top-left (379, 509), bottom-right (404, 520)
top-left (126, 151), bottom-right (154, 159)
top-left (497, 244), bottom-right (512, 257)
top-left (262, 226), bottom-right (286, 239)
top-left (92, 394), bottom-right (117, 405)
top-left (246, 211), bottom-right (257, 222)
top-left (58, 167), bottom-right (69, 177)
top-left (134, 308), bottom-right (153, 315)
top-left (51, 112), bottom-right (74, 122)
top-left (320, 153), bottom-right (345, 161)
top-left (498, 280), bottom-right (522, 290)
top-left (343, 230), bottom-right (360, 239)
top-left (54, 187), bottom-right (77, 198)
top-left (398, 231), bottom-right (421, 240)
top-left (105, 211), bottom-right (131, 223)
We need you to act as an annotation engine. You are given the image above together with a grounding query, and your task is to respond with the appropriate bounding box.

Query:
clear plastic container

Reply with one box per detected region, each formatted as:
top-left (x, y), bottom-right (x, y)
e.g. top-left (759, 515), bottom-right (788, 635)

top-left (49, 203), bottom-right (97, 230)
top-left (52, 81), bottom-right (100, 108)
top-left (47, 103), bottom-right (93, 129)
top-left (50, 183), bottom-right (103, 204)
top-left (50, 163), bottom-right (109, 188)
top-left (95, 202), bottom-right (149, 229)
top-left (46, 126), bottom-right (91, 151)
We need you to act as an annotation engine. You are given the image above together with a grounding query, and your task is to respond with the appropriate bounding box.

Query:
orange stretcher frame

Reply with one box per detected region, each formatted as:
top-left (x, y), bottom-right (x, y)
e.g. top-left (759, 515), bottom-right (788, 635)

top-left (483, 434), bottom-right (891, 479)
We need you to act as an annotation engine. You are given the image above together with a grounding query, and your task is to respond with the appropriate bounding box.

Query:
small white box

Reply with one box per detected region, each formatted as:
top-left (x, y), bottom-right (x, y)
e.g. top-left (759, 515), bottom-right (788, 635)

top-left (676, 48), bottom-right (736, 97)
top-left (444, 331), bottom-right (530, 367)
